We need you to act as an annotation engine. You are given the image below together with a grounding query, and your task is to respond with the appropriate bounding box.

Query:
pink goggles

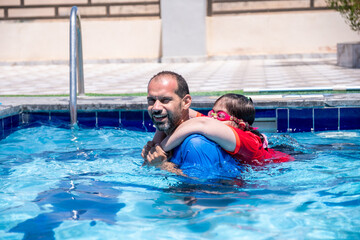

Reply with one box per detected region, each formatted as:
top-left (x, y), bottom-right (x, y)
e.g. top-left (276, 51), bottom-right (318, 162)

top-left (207, 110), bottom-right (258, 130)
top-left (207, 110), bottom-right (242, 124)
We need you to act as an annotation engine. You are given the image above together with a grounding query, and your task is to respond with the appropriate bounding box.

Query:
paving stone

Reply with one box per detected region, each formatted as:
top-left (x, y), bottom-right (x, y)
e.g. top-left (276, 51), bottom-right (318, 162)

top-left (0, 55), bottom-right (360, 95)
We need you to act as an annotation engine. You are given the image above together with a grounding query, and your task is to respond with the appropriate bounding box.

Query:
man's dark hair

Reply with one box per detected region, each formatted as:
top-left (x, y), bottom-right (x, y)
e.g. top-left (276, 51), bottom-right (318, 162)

top-left (149, 71), bottom-right (190, 98)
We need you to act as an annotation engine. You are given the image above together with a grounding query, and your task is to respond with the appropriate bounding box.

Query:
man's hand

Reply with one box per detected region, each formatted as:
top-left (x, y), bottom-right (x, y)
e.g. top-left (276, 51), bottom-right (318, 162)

top-left (141, 141), bottom-right (155, 160)
top-left (142, 144), bottom-right (169, 167)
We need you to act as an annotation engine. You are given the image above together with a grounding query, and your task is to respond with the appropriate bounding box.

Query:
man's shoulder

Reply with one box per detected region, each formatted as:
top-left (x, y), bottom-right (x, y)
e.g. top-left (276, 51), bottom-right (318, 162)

top-left (172, 134), bottom-right (220, 164)
top-left (181, 134), bottom-right (217, 148)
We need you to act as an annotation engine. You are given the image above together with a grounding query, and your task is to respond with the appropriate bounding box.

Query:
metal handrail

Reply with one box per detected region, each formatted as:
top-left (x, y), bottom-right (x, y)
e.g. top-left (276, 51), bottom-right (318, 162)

top-left (70, 6), bottom-right (85, 126)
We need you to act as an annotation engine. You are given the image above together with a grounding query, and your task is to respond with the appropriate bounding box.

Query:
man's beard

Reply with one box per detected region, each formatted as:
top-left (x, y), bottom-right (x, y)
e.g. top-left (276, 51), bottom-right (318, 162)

top-left (152, 111), bottom-right (181, 135)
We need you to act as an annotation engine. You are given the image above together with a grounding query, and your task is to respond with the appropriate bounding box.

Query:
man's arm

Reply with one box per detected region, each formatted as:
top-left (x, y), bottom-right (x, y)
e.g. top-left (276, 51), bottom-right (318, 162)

top-left (160, 161), bottom-right (186, 177)
top-left (142, 109), bottom-right (203, 164)
top-left (142, 144), bottom-right (186, 176)
top-left (141, 129), bottom-right (167, 161)
top-left (152, 129), bottom-right (167, 143)
top-left (143, 144), bottom-right (169, 166)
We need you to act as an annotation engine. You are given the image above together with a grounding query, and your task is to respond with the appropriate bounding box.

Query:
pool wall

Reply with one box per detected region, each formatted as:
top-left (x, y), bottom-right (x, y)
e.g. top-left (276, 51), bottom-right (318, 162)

top-left (1, 107), bottom-right (360, 140)
top-left (1, 95), bottom-right (360, 140)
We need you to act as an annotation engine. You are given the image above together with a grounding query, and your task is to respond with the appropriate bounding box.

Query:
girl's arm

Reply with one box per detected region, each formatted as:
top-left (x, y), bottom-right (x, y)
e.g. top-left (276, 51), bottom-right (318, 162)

top-left (160, 117), bottom-right (237, 152)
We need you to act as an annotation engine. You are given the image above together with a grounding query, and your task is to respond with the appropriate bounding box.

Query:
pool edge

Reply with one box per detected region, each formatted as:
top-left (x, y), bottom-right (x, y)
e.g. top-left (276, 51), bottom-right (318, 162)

top-left (1, 94), bottom-right (360, 136)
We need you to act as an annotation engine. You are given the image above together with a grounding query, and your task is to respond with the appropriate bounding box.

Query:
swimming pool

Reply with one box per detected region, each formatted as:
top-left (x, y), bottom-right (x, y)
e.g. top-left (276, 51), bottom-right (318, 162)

top-left (1, 116), bottom-right (359, 239)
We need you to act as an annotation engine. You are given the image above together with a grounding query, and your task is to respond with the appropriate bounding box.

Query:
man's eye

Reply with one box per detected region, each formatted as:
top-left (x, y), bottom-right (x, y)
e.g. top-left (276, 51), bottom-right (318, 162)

top-left (161, 99), bottom-right (170, 104)
top-left (147, 99), bottom-right (155, 105)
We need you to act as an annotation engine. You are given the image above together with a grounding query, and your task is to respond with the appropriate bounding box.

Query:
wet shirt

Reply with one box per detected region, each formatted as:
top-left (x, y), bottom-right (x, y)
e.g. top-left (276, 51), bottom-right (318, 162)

top-left (225, 125), bottom-right (294, 166)
top-left (171, 134), bottom-right (243, 180)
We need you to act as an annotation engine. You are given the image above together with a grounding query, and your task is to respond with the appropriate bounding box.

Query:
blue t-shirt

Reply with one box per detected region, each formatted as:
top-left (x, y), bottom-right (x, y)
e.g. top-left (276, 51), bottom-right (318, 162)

top-left (170, 134), bottom-right (243, 180)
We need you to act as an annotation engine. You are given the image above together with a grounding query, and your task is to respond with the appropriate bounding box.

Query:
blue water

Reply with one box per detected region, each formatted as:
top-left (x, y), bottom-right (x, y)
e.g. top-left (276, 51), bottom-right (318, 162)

top-left (1, 123), bottom-right (360, 239)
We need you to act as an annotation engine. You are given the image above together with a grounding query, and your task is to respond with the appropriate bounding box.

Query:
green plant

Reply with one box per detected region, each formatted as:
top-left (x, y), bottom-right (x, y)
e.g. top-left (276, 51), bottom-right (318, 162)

top-left (327, 0), bottom-right (360, 32)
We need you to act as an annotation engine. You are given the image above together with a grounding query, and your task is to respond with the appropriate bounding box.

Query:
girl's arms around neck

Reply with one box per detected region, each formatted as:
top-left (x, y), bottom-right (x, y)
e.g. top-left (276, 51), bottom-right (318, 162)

top-left (160, 117), bottom-right (237, 152)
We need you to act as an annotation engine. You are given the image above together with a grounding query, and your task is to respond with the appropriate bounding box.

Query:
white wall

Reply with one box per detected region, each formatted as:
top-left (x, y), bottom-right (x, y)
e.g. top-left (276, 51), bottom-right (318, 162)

top-left (0, 18), bottom-right (161, 62)
top-left (0, 10), bottom-right (359, 62)
top-left (207, 11), bottom-right (360, 56)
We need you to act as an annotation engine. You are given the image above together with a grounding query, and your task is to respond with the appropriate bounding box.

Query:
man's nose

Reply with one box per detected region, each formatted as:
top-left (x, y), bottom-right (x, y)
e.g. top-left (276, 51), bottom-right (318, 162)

top-left (152, 99), bottom-right (163, 110)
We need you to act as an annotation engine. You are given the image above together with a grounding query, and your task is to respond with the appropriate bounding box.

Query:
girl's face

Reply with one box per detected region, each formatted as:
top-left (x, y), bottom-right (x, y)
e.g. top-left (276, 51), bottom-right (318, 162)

top-left (209, 101), bottom-right (239, 128)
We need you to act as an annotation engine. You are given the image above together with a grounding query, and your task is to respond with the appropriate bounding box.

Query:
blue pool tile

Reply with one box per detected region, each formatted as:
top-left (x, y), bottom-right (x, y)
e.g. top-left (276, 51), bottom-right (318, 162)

top-left (51, 112), bottom-right (71, 124)
top-left (78, 112), bottom-right (96, 128)
top-left (3, 116), bottom-right (12, 137)
top-left (121, 111), bottom-right (145, 130)
top-left (289, 109), bottom-right (313, 132)
top-left (0, 115), bottom-right (20, 133)
top-left (3, 116), bottom-right (12, 130)
top-left (314, 108), bottom-right (338, 131)
top-left (0, 118), bottom-right (3, 138)
top-left (97, 111), bottom-right (120, 128)
top-left (256, 109), bottom-right (276, 118)
top-left (143, 111), bottom-right (156, 132)
top-left (11, 115), bottom-right (20, 129)
top-left (276, 109), bottom-right (288, 133)
top-left (340, 108), bottom-right (360, 130)
top-left (29, 112), bottom-right (50, 123)
top-left (144, 121), bottom-right (156, 132)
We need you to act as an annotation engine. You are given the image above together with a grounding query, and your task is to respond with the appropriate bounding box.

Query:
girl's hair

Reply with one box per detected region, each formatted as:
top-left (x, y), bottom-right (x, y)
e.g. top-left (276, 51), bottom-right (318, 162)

top-left (214, 93), bottom-right (265, 144)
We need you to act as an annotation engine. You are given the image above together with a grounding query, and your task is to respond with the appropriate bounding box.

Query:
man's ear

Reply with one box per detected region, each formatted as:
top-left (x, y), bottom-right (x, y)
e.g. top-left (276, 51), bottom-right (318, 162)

top-left (182, 94), bottom-right (192, 110)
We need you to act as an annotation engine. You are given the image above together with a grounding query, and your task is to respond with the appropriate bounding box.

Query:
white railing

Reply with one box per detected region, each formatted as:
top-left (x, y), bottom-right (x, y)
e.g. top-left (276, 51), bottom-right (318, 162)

top-left (69, 6), bottom-right (85, 126)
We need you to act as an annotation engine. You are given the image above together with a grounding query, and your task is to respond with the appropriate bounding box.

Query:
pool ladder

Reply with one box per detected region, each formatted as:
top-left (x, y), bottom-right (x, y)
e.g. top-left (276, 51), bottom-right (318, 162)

top-left (69, 6), bottom-right (85, 126)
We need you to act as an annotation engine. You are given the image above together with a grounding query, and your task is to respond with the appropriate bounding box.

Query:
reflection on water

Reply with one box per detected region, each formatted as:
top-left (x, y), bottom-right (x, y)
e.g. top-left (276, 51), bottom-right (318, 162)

top-left (10, 174), bottom-right (125, 240)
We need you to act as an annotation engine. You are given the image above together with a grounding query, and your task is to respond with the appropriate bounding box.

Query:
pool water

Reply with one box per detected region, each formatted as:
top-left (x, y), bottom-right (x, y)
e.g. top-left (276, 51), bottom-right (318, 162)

top-left (1, 123), bottom-right (359, 239)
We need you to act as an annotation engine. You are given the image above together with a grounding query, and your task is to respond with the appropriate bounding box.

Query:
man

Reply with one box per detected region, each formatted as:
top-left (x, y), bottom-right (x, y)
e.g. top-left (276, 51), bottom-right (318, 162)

top-left (142, 71), bottom-right (242, 179)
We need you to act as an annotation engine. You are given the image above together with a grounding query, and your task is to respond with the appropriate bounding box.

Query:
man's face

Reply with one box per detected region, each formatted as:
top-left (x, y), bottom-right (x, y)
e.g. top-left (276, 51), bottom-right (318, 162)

top-left (147, 75), bottom-right (184, 135)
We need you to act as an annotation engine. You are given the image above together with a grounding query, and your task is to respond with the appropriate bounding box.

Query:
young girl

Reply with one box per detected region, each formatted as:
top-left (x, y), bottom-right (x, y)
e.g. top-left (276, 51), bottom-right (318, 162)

top-left (158, 93), bottom-right (293, 166)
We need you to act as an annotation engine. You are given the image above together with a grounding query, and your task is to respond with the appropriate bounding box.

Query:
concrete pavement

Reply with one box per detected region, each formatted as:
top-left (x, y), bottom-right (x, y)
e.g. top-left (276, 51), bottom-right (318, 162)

top-left (1, 54), bottom-right (359, 96)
